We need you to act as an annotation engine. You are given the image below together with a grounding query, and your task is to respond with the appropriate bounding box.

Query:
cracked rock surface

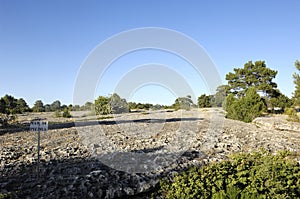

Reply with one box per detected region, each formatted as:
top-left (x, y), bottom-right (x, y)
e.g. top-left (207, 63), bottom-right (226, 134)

top-left (1, 109), bottom-right (300, 198)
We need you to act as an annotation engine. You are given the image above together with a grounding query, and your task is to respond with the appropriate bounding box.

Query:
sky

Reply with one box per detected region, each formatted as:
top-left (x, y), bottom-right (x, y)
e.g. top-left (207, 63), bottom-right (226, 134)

top-left (1, 0), bottom-right (300, 106)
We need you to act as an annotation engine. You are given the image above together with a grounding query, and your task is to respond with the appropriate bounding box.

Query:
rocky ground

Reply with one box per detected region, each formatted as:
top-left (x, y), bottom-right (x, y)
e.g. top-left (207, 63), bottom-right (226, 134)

top-left (1, 109), bottom-right (300, 198)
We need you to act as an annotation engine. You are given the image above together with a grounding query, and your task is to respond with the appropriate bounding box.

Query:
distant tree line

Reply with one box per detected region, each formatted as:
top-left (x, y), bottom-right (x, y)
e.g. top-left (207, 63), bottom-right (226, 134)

top-left (2, 59), bottom-right (300, 125)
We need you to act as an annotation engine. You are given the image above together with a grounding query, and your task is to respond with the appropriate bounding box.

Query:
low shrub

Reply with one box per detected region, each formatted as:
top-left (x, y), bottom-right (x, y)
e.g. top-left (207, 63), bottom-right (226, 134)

top-left (156, 149), bottom-right (300, 199)
top-left (225, 88), bottom-right (266, 123)
top-left (54, 110), bottom-right (62, 118)
top-left (285, 107), bottom-right (300, 122)
top-left (62, 108), bottom-right (72, 118)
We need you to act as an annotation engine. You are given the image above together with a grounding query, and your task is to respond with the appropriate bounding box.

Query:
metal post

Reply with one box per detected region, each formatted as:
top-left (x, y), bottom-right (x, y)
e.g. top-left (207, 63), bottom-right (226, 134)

top-left (37, 122), bottom-right (40, 179)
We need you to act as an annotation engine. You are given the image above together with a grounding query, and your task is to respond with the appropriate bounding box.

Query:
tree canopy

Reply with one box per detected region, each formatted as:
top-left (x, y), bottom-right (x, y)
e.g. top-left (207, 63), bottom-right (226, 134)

top-left (198, 94), bottom-right (212, 108)
top-left (50, 100), bottom-right (61, 111)
top-left (0, 95), bottom-right (30, 114)
top-left (225, 87), bottom-right (266, 123)
top-left (172, 95), bottom-right (195, 110)
top-left (225, 61), bottom-right (277, 98)
top-left (109, 93), bottom-right (129, 114)
top-left (94, 93), bottom-right (129, 115)
top-left (32, 100), bottom-right (45, 112)
top-left (292, 60), bottom-right (300, 107)
top-left (0, 95), bottom-right (30, 126)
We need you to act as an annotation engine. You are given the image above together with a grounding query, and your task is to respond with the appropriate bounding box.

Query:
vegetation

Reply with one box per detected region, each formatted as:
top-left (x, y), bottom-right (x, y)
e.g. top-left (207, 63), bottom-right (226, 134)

top-left (267, 89), bottom-right (292, 112)
top-left (50, 100), bottom-right (61, 112)
top-left (94, 93), bottom-right (129, 115)
top-left (213, 85), bottom-right (228, 107)
top-left (97, 116), bottom-right (113, 120)
top-left (54, 110), bottom-right (62, 117)
top-left (32, 100), bottom-right (45, 112)
top-left (293, 60), bottom-right (300, 107)
top-left (0, 95), bottom-right (30, 126)
top-left (224, 60), bottom-right (280, 122)
top-left (225, 60), bottom-right (278, 98)
top-left (156, 149), bottom-right (300, 199)
top-left (225, 88), bottom-right (266, 123)
top-left (62, 108), bottom-right (72, 118)
top-left (129, 102), bottom-right (154, 110)
top-left (285, 108), bottom-right (300, 122)
top-left (95, 96), bottom-right (111, 115)
top-left (110, 93), bottom-right (130, 114)
top-left (0, 95), bottom-right (30, 114)
top-left (1, 59), bottom-right (300, 124)
top-left (198, 94), bottom-right (213, 108)
top-left (172, 95), bottom-right (195, 110)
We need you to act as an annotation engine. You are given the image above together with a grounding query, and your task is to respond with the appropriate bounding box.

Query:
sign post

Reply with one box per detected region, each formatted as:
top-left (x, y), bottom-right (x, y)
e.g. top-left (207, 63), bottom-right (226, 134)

top-left (30, 119), bottom-right (48, 179)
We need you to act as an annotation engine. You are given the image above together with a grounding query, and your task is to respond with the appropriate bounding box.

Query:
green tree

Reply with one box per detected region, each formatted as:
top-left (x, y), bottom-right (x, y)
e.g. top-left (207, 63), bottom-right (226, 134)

top-left (80, 101), bottom-right (94, 111)
top-left (109, 93), bottom-right (129, 114)
top-left (213, 85), bottom-right (228, 107)
top-left (0, 95), bottom-right (30, 114)
top-left (94, 96), bottom-right (111, 115)
top-left (172, 95), bottom-right (194, 110)
top-left (0, 95), bottom-right (30, 126)
top-left (72, 105), bottom-right (81, 111)
top-left (0, 98), bottom-right (5, 114)
top-left (225, 88), bottom-right (266, 122)
top-left (1, 95), bottom-right (17, 114)
top-left (50, 100), bottom-right (61, 111)
top-left (198, 94), bottom-right (212, 108)
top-left (267, 89), bottom-right (292, 112)
top-left (44, 104), bottom-right (51, 112)
top-left (292, 60), bottom-right (300, 107)
top-left (15, 98), bottom-right (30, 113)
top-left (128, 102), bottom-right (137, 110)
top-left (62, 107), bottom-right (72, 118)
top-left (32, 100), bottom-right (45, 112)
top-left (226, 61), bottom-right (277, 98)
top-left (94, 94), bottom-right (129, 115)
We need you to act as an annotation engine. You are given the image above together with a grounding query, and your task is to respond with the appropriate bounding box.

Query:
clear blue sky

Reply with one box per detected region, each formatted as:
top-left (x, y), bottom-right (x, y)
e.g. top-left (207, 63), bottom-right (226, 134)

top-left (1, 0), bottom-right (300, 106)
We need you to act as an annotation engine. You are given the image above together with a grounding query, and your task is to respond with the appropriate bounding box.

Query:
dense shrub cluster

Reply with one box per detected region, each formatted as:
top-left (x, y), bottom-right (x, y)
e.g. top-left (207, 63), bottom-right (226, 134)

top-left (224, 88), bottom-right (266, 123)
top-left (198, 94), bottom-right (213, 108)
top-left (156, 150), bottom-right (300, 199)
top-left (94, 93), bottom-right (130, 115)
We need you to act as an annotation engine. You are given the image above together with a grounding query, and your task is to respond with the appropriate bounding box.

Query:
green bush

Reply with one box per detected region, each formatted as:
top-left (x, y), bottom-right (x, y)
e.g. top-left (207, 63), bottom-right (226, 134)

top-left (198, 94), bottom-right (213, 108)
top-left (285, 108), bottom-right (300, 122)
top-left (172, 96), bottom-right (194, 111)
top-left (94, 93), bottom-right (129, 115)
top-left (54, 110), bottom-right (62, 117)
top-left (225, 88), bottom-right (266, 123)
top-left (62, 108), bottom-right (72, 118)
top-left (156, 150), bottom-right (300, 199)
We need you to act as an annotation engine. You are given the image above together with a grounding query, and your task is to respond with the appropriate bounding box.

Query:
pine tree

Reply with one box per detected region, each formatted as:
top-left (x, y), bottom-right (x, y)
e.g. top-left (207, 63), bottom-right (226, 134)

top-left (225, 87), bottom-right (265, 122)
top-left (292, 60), bottom-right (300, 107)
top-left (225, 61), bottom-right (277, 98)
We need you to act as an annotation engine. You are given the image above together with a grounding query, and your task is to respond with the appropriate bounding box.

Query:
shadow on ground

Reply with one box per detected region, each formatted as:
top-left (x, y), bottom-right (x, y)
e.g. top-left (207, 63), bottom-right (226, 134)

top-left (0, 117), bottom-right (203, 135)
top-left (0, 147), bottom-right (206, 199)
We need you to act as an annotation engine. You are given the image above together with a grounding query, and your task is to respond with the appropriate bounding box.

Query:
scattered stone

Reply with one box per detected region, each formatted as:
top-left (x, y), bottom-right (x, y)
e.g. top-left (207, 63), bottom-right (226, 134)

top-left (0, 110), bottom-right (299, 198)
